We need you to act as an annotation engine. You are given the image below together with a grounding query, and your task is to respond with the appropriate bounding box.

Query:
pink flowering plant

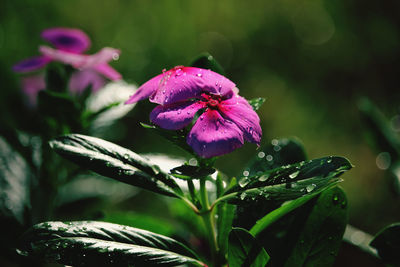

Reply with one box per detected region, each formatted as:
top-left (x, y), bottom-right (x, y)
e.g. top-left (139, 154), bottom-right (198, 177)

top-left (8, 53), bottom-right (359, 267)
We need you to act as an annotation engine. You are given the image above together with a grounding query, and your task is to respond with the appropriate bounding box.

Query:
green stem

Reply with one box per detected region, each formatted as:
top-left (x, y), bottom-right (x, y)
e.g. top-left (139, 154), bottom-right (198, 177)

top-left (200, 178), bottom-right (219, 266)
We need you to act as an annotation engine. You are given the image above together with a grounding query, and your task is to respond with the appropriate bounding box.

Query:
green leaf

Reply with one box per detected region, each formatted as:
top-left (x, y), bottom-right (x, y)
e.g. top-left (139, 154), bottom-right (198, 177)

top-left (228, 228), bottom-right (270, 267)
top-left (250, 187), bottom-right (347, 267)
top-left (18, 221), bottom-right (205, 267)
top-left (223, 156), bottom-right (352, 204)
top-left (243, 138), bottom-right (307, 177)
top-left (217, 202), bottom-right (236, 258)
top-left (170, 164), bottom-right (215, 180)
top-left (247, 98), bottom-right (266, 111)
top-left (190, 52), bottom-right (225, 75)
top-left (370, 223), bottom-right (400, 265)
top-left (234, 138), bottom-right (307, 229)
top-left (49, 134), bottom-right (183, 198)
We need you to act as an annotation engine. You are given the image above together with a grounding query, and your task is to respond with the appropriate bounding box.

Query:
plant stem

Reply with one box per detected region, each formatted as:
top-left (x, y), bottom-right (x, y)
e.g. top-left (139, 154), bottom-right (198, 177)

top-left (199, 178), bottom-right (219, 267)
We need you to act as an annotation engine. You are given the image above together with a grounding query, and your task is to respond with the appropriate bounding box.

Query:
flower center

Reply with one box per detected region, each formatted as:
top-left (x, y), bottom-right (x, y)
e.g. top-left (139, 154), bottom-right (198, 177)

top-left (208, 99), bottom-right (219, 108)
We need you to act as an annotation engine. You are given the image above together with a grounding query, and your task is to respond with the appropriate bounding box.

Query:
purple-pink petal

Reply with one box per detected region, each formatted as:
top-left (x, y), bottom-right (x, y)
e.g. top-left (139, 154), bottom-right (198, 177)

top-left (41, 28), bottom-right (91, 53)
top-left (94, 63), bottom-right (122, 81)
top-left (187, 109), bottom-right (244, 158)
top-left (219, 95), bottom-right (262, 145)
top-left (39, 46), bottom-right (120, 70)
top-left (150, 101), bottom-right (205, 130)
top-left (20, 74), bottom-right (46, 106)
top-left (12, 56), bottom-right (51, 73)
top-left (124, 66), bottom-right (236, 106)
top-left (125, 72), bottom-right (164, 104)
top-left (68, 69), bottom-right (106, 94)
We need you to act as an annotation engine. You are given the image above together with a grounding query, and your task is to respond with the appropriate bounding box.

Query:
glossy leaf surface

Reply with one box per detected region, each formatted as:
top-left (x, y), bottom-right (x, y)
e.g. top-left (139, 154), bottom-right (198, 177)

top-left (370, 223), bottom-right (400, 265)
top-left (224, 156), bottom-right (352, 204)
top-left (18, 221), bottom-right (204, 267)
top-left (49, 134), bottom-right (183, 197)
top-left (228, 228), bottom-right (269, 267)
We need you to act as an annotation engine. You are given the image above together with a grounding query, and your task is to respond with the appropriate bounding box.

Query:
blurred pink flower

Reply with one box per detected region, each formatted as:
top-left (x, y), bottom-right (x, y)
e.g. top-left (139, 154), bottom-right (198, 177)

top-left (126, 66), bottom-right (262, 158)
top-left (13, 28), bottom-right (121, 104)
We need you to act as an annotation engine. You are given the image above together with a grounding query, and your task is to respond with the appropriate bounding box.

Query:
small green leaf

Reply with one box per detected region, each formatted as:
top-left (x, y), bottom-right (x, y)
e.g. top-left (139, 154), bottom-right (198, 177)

top-left (247, 98), bottom-right (266, 111)
top-left (228, 228), bottom-right (270, 267)
top-left (170, 164), bottom-right (215, 180)
top-left (18, 221), bottom-right (204, 267)
top-left (224, 156), bottom-right (352, 204)
top-left (370, 223), bottom-right (400, 265)
top-left (217, 202), bottom-right (236, 258)
top-left (190, 52), bottom-right (225, 75)
top-left (49, 134), bottom-right (183, 197)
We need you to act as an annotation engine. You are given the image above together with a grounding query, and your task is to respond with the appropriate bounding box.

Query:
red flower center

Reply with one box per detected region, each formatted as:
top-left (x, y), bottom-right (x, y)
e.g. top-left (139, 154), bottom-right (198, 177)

top-left (201, 93), bottom-right (222, 110)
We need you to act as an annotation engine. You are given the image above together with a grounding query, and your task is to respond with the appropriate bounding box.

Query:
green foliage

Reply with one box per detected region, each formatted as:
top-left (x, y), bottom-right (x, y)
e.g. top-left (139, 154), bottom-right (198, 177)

top-left (222, 156), bottom-right (352, 204)
top-left (49, 134), bottom-right (183, 197)
top-left (18, 221), bottom-right (204, 267)
top-left (170, 164), bottom-right (215, 180)
top-left (228, 228), bottom-right (269, 267)
top-left (370, 223), bottom-right (400, 265)
top-left (251, 187), bottom-right (347, 267)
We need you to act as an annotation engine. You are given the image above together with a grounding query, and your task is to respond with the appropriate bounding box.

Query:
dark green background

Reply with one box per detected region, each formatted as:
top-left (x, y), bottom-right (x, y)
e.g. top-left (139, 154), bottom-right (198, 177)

top-left (1, 0), bottom-right (399, 249)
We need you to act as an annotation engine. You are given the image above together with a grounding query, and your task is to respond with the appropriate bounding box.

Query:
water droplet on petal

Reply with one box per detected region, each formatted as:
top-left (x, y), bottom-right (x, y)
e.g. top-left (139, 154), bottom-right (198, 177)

top-left (197, 73), bottom-right (202, 77)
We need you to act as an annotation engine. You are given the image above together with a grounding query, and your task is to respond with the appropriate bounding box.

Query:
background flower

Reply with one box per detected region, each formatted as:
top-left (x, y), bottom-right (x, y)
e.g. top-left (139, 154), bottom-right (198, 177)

top-left (12, 28), bottom-right (121, 104)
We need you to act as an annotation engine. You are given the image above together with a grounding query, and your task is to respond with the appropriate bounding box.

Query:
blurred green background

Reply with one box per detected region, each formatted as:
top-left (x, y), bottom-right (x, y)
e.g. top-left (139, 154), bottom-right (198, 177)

top-left (1, 0), bottom-right (400, 250)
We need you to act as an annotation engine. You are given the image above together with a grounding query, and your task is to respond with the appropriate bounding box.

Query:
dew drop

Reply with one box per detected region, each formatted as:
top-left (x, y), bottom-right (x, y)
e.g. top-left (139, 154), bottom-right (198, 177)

top-left (258, 175), bottom-right (268, 182)
top-left (266, 155), bottom-right (273, 162)
top-left (197, 73), bottom-right (202, 77)
top-left (289, 171), bottom-right (300, 179)
top-left (306, 184), bottom-right (316, 193)
top-left (240, 192), bottom-right (247, 200)
top-left (123, 154), bottom-right (129, 160)
top-left (238, 177), bottom-right (249, 187)
top-left (112, 53), bottom-right (119, 60)
top-left (271, 139), bottom-right (279, 146)
top-left (243, 170), bottom-right (250, 177)
top-left (376, 152), bottom-right (391, 170)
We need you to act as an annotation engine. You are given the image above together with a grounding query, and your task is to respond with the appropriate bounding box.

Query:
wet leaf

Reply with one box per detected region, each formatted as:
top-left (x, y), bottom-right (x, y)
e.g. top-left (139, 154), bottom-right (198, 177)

top-left (251, 187), bottom-right (347, 267)
top-left (170, 164), bottom-right (215, 180)
top-left (223, 156), bottom-right (352, 204)
top-left (228, 228), bottom-right (269, 267)
top-left (18, 221), bottom-right (204, 267)
top-left (190, 52), bottom-right (225, 75)
top-left (234, 138), bottom-right (307, 229)
top-left (370, 223), bottom-right (400, 265)
top-left (49, 134), bottom-right (183, 197)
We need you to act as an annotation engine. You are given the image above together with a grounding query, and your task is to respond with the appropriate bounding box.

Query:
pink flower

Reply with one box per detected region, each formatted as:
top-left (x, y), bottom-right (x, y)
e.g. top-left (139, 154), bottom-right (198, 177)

top-left (126, 66), bottom-right (262, 158)
top-left (13, 28), bottom-right (121, 104)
